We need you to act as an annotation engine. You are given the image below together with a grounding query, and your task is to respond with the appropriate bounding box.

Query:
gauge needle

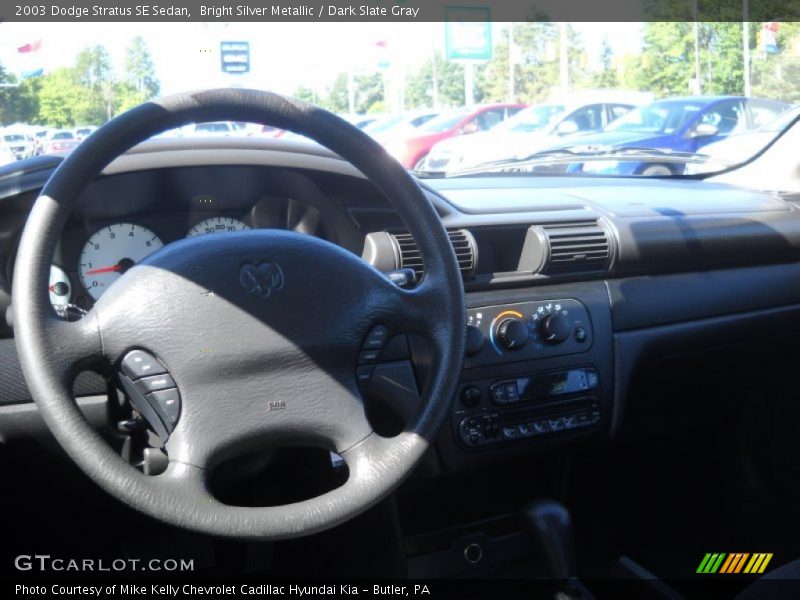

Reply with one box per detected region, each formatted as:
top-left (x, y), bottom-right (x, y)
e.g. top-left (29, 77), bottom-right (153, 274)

top-left (85, 265), bottom-right (122, 275)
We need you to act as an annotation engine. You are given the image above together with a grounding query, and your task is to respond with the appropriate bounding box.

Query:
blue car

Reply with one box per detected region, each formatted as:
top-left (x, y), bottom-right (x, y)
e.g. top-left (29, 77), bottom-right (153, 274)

top-left (555, 96), bottom-right (790, 175)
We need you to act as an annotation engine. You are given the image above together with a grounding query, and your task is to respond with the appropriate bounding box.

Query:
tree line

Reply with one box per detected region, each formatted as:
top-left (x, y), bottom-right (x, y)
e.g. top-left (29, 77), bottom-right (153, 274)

top-left (305, 22), bottom-right (800, 115)
top-left (2, 22), bottom-right (799, 128)
top-left (0, 36), bottom-right (160, 128)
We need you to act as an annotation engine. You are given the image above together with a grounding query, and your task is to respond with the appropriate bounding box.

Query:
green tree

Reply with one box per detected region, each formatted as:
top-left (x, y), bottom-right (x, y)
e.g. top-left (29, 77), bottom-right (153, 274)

top-left (590, 37), bottom-right (620, 89)
top-left (475, 23), bottom-right (587, 104)
top-left (405, 53), bottom-right (464, 109)
top-left (37, 68), bottom-right (84, 127)
top-left (115, 37), bottom-right (161, 114)
top-left (73, 45), bottom-right (114, 123)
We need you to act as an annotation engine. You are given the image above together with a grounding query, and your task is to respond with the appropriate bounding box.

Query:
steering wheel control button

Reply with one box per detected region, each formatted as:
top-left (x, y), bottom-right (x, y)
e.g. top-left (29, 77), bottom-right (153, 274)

top-left (146, 388), bottom-right (181, 430)
top-left (121, 350), bottom-right (167, 380)
top-left (118, 375), bottom-right (170, 442)
top-left (135, 373), bottom-right (177, 395)
top-left (362, 325), bottom-right (389, 350)
top-left (358, 349), bottom-right (381, 365)
top-left (356, 365), bottom-right (376, 392)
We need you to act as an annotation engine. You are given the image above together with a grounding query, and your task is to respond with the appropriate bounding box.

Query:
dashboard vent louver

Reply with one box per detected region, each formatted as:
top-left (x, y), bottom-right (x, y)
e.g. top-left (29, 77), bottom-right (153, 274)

top-left (541, 221), bottom-right (610, 274)
top-left (392, 229), bottom-right (476, 280)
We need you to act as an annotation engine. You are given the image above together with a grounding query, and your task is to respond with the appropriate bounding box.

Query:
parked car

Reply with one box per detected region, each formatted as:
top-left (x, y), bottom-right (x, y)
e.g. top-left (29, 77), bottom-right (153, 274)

top-left (685, 105), bottom-right (800, 172)
top-left (73, 126), bottom-right (98, 140)
top-left (31, 128), bottom-right (52, 155)
top-left (1, 131), bottom-right (35, 160)
top-left (42, 130), bottom-right (81, 154)
top-left (383, 103), bottom-right (527, 169)
top-left (362, 110), bottom-right (441, 141)
top-left (554, 96), bottom-right (790, 175)
top-left (0, 143), bottom-right (17, 165)
top-left (187, 121), bottom-right (241, 137)
top-left (422, 98), bottom-right (643, 173)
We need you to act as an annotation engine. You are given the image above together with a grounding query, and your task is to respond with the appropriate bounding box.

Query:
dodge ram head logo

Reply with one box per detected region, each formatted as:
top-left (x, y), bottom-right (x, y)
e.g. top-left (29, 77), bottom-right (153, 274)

top-left (239, 261), bottom-right (284, 298)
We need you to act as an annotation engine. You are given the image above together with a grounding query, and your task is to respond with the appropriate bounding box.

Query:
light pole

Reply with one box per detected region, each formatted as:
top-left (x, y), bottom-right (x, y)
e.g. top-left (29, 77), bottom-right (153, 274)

top-left (559, 22), bottom-right (569, 95)
top-left (743, 0), bottom-right (751, 96)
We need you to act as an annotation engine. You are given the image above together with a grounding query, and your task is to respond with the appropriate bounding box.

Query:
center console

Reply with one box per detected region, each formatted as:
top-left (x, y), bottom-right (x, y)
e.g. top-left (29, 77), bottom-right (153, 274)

top-left (437, 281), bottom-right (614, 469)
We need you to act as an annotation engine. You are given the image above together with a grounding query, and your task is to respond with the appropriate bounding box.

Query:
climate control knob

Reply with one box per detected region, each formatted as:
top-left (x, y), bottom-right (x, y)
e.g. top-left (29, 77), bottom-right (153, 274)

top-left (540, 313), bottom-right (571, 344)
top-left (496, 318), bottom-right (529, 350)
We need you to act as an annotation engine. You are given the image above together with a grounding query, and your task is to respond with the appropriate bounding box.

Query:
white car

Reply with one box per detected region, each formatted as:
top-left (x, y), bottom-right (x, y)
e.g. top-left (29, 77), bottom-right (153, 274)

top-left (1, 131), bottom-right (35, 160)
top-left (422, 97), bottom-right (648, 174)
top-left (0, 144), bottom-right (17, 166)
top-left (688, 105), bottom-right (800, 169)
top-left (187, 121), bottom-right (241, 137)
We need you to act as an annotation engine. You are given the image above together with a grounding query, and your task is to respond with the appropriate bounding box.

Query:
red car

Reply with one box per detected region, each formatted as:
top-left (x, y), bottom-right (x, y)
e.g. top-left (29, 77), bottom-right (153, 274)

top-left (382, 103), bottom-right (527, 169)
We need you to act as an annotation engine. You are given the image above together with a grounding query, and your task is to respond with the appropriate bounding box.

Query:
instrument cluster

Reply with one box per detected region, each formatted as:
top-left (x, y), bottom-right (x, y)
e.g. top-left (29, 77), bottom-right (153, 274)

top-left (46, 197), bottom-right (332, 312)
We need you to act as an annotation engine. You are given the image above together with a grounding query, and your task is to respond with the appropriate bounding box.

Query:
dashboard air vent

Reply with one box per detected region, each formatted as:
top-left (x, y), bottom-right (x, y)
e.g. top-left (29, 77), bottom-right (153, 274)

top-left (540, 221), bottom-right (610, 274)
top-left (390, 229), bottom-right (476, 280)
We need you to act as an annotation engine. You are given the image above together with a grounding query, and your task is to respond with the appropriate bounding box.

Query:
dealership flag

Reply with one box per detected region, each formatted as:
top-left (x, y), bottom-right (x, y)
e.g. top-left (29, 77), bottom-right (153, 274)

top-left (17, 40), bottom-right (42, 53)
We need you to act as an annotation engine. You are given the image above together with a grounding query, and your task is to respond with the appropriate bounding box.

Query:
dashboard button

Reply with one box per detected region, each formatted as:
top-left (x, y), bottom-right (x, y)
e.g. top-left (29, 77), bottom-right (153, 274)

top-left (505, 382), bottom-right (520, 403)
top-left (465, 324), bottom-right (485, 356)
top-left (548, 418), bottom-right (565, 431)
top-left (574, 327), bottom-right (588, 343)
top-left (460, 386), bottom-right (482, 407)
top-left (518, 423), bottom-right (534, 437)
top-left (121, 350), bottom-right (166, 380)
top-left (502, 426), bottom-right (519, 440)
top-left (489, 383), bottom-right (507, 405)
top-left (135, 373), bottom-right (176, 395)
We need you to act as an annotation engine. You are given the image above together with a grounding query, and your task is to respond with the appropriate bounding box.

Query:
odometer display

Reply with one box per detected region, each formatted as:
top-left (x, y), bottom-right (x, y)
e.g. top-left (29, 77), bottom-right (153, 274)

top-left (79, 223), bottom-right (163, 300)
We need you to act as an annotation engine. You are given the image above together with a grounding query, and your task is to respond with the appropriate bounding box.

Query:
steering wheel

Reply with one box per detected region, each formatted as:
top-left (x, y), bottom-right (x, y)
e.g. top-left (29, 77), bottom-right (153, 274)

top-left (12, 89), bottom-right (466, 539)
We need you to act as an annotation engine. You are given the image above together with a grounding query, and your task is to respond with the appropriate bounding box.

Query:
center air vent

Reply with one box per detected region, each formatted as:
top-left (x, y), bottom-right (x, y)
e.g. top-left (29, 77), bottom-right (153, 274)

top-left (519, 221), bottom-right (611, 275)
top-left (361, 229), bottom-right (477, 282)
top-left (540, 221), bottom-right (610, 274)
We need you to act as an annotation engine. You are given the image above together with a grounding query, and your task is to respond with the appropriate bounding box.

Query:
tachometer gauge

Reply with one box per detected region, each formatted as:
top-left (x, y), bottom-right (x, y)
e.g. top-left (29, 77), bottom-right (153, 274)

top-left (79, 223), bottom-right (163, 300)
top-left (187, 217), bottom-right (249, 237)
top-left (49, 265), bottom-right (72, 307)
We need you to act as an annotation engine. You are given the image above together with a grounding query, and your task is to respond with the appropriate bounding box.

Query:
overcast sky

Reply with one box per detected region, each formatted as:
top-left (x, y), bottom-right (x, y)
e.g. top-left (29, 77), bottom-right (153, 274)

top-left (0, 22), bottom-right (643, 96)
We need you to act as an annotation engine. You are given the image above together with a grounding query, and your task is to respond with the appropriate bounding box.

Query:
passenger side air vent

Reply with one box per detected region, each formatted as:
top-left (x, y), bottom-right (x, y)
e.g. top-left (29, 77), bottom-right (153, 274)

top-left (541, 221), bottom-right (610, 274)
top-left (361, 229), bottom-right (477, 282)
top-left (519, 221), bottom-right (611, 275)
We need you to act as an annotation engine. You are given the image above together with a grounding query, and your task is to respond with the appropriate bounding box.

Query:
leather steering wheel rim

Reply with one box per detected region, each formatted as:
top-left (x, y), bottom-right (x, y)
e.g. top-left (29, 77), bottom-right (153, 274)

top-left (12, 88), bottom-right (466, 539)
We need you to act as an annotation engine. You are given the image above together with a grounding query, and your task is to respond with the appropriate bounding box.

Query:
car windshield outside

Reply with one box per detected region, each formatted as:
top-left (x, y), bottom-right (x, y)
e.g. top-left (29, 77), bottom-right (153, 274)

top-left (3, 134), bottom-right (25, 142)
top-left (0, 21), bottom-right (797, 175)
top-left (605, 101), bottom-right (703, 135)
top-left (498, 104), bottom-right (567, 133)
top-left (418, 110), bottom-right (471, 133)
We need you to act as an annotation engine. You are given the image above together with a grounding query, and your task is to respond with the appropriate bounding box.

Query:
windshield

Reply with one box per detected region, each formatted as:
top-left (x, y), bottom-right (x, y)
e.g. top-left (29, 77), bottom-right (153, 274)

top-left (498, 105), bottom-right (566, 133)
top-left (419, 110), bottom-right (470, 133)
top-left (606, 101), bottom-right (703, 134)
top-left (0, 20), bottom-right (796, 177)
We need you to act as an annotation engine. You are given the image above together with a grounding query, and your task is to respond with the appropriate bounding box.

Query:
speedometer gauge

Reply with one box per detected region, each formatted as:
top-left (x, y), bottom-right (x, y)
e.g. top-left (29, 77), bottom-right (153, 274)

top-left (79, 223), bottom-right (163, 300)
top-left (187, 217), bottom-right (249, 237)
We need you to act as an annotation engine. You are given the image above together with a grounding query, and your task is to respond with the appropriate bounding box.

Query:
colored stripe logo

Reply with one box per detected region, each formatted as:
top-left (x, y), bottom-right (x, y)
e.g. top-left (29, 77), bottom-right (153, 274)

top-left (697, 553), bottom-right (773, 574)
